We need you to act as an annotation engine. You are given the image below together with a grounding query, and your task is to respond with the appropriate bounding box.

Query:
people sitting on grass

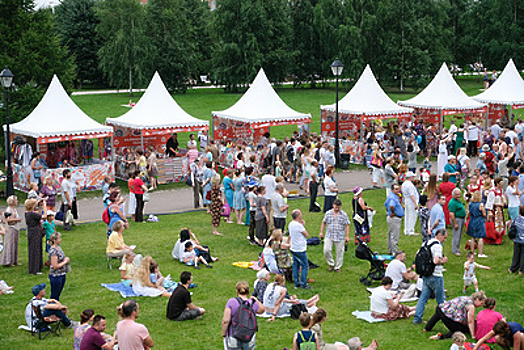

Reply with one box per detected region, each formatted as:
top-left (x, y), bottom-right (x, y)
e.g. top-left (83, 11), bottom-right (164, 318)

top-left (106, 220), bottom-right (134, 259)
top-left (347, 337), bottom-right (378, 350)
top-left (166, 271), bottom-right (206, 321)
top-left (132, 256), bottom-right (171, 297)
top-left (473, 320), bottom-right (524, 350)
top-left (309, 308), bottom-right (353, 350)
top-left (252, 269), bottom-right (270, 303)
top-left (73, 309), bottom-right (94, 350)
top-left (25, 282), bottom-right (77, 330)
top-left (119, 252), bottom-right (136, 287)
top-left (384, 251), bottom-right (418, 299)
top-left (79, 314), bottom-right (116, 350)
top-left (370, 277), bottom-right (416, 321)
top-left (475, 297), bottom-right (504, 344)
top-left (425, 291), bottom-right (487, 340)
top-left (264, 274), bottom-right (319, 322)
top-left (116, 300), bottom-right (154, 349)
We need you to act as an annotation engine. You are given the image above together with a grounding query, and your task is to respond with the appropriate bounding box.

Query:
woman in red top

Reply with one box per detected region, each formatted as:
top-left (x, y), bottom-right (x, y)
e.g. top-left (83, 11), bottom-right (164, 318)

top-left (133, 170), bottom-right (148, 223)
top-left (438, 172), bottom-right (456, 226)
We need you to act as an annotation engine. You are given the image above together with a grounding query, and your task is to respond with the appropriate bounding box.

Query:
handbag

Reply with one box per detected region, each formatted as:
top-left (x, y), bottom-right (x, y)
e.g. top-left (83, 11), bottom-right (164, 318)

top-left (508, 222), bottom-right (517, 240)
top-left (354, 213), bottom-right (365, 225)
top-left (185, 176), bottom-right (192, 187)
top-left (143, 192), bottom-right (150, 202)
top-left (290, 303), bottom-right (308, 319)
top-left (206, 191), bottom-right (211, 201)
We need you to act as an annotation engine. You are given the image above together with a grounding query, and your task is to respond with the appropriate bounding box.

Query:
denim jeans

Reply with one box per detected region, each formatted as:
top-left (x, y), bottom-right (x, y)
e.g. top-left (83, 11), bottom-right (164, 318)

top-left (413, 275), bottom-right (445, 324)
top-left (291, 250), bottom-right (309, 288)
top-left (49, 274), bottom-right (66, 301)
top-left (224, 334), bottom-right (256, 350)
top-left (42, 305), bottom-right (71, 327)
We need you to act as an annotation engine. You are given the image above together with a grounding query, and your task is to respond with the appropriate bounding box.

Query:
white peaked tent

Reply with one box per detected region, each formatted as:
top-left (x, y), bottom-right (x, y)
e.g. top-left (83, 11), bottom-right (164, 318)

top-left (212, 68), bottom-right (311, 141)
top-left (398, 63), bottom-right (486, 111)
top-left (321, 64), bottom-right (414, 120)
top-left (106, 72), bottom-right (208, 133)
top-left (9, 75), bottom-right (112, 143)
top-left (473, 59), bottom-right (524, 105)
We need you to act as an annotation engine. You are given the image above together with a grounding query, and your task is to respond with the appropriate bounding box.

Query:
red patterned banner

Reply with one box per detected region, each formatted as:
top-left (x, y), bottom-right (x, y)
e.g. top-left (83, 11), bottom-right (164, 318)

top-left (38, 132), bottom-right (112, 144)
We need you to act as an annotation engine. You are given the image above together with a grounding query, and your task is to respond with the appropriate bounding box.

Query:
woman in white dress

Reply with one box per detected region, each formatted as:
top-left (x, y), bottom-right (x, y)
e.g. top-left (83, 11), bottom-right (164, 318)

top-left (437, 135), bottom-right (450, 179)
top-left (132, 255), bottom-right (170, 297)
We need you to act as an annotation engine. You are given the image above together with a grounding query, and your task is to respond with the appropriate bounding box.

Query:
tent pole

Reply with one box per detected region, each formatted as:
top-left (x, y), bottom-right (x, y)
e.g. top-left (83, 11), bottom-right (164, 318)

top-left (510, 105), bottom-right (514, 127)
top-left (111, 135), bottom-right (115, 161)
top-left (140, 130), bottom-right (144, 151)
top-left (485, 106), bottom-right (489, 130)
top-left (439, 109), bottom-right (443, 131)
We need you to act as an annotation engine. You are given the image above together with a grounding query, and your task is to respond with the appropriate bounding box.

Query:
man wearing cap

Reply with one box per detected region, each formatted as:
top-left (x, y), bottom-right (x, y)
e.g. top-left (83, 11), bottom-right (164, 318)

top-left (347, 337), bottom-right (378, 350)
top-left (476, 152), bottom-right (487, 174)
top-left (25, 282), bottom-right (76, 330)
top-left (401, 171), bottom-right (419, 236)
top-left (319, 199), bottom-right (350, 272)
top-left (444, 156), bottom-right (459, 184)
top-left (384, 185), bottom-right (404, 255)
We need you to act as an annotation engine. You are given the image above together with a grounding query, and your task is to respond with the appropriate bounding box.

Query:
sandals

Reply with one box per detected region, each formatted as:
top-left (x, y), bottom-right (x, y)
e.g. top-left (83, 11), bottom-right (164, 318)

top-left (429, 333), bottom-right (442, 340)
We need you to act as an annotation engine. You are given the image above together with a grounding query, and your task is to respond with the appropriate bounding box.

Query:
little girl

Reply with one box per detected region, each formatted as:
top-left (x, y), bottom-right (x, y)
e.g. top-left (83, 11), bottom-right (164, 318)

top-left (43, 211), bottom-right (56, 253)
top-left (450, 331), bottom-right (466, 350)
top-left (183, 241), bottom-right (212, 269)
top-left (274, 161), bottom-right (283, 178)
top-left (119, 252), bottom-right (135, 287)
top-left (463, 252), bottom-right (490, 293)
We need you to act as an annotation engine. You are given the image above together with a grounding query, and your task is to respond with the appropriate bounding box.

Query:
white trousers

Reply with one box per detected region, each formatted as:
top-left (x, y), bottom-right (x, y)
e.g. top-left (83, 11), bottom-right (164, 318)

top-left (404, 201), bottom-right (417, 235)
top-left (323, 238), bottom-right (345, 270)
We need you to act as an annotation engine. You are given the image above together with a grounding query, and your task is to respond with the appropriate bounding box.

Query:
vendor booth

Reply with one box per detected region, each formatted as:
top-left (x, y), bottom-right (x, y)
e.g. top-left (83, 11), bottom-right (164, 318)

top-left (320, 65), bottom-right (414, 162)
top-left (398, 63), bottom-right (487, 128)
top-left (106, 72), bottom-right (209, 183)
top-left (212, 68), bottom-right (311, 145)
top-left (473, 59), bottom-right (524, 126)
top-left (8, 75), bottom-right (113, 192)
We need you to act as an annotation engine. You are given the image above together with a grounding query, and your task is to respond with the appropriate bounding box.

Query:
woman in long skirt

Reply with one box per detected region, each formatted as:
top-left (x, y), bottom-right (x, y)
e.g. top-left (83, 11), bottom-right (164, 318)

top-left (0, 196), bottom-right (22, 266)
top-left (25, 198), bottom-right (47, 275)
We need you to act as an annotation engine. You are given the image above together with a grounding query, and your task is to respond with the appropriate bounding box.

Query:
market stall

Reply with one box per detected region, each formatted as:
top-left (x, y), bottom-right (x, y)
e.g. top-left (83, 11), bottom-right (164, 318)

top-left (473, 59), bottom-right (524, 126)
top-left (212, 68), bottom-right (311, 145)
top-left (320, 64), bottom-right (414, 147)
top-left (398, 63), bottom-right (487, 128)
top-left (105, 72), bottom-right (209, 183)
top-left (8, 75), bottom-right (113, 192)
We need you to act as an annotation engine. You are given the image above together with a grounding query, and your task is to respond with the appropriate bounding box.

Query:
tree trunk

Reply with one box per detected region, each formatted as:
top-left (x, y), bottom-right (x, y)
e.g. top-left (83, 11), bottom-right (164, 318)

top-left (129, 68), bottom-right (133, 97)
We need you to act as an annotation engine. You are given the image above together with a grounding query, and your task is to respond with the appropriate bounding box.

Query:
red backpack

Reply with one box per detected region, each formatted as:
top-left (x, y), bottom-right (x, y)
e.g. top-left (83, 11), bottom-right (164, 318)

top-left (102, 205), bottom-right (112, 225)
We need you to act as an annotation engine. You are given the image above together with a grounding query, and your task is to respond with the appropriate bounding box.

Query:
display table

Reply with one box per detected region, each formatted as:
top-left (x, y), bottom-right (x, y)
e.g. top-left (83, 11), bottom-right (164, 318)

top-left (114, 155), bottom-right (189, 184)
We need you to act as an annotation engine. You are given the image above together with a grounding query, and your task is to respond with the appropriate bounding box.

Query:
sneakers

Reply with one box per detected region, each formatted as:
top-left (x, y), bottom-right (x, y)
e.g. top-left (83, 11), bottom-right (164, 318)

top-left (478, 254), bottom-right (488, 258)
top-left (301, 285), bottom-right (312, 290)
top-left (205, 264), bottom-right (213, 269)
top-left (194, 265), bottom-right (201, 270)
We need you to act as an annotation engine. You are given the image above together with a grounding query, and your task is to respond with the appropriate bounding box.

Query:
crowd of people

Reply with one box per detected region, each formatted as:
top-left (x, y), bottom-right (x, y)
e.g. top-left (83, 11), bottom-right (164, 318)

top-left (2, 116), bottom-right (524, 349)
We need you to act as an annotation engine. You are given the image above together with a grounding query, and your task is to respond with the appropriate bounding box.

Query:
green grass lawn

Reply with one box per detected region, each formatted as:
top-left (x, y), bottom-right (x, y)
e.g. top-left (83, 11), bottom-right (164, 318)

top-left (1, 190), bottom-right (522, 349)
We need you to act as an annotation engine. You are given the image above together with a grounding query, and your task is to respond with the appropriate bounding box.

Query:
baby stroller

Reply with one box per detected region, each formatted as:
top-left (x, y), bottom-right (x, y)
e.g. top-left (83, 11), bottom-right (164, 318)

top-left (355, 240), bottom-right (386, 286)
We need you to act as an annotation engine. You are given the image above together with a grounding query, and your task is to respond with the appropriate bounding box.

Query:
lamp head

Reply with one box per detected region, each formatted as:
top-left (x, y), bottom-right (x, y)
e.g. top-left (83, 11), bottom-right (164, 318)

top-left (330, 60), bottom-right (344, 76)
top-left (0, 67), bottom-right (14, 89)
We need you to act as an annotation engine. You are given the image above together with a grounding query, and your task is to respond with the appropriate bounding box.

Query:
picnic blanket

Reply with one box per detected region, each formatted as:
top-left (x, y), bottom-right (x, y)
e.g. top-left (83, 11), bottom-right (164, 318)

top-left (366, 287), bottom-right (419, 303)
top-left (258, 306), bottom-right (318, 318)
top-left (101, 283), bottom-right (138, 298)
top-left (351, 310), bottom-right (386, 323)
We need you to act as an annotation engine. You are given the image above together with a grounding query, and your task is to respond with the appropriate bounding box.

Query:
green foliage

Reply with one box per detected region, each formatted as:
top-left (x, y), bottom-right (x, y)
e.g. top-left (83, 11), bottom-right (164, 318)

top-left (55, 0), bottom-right (103, 88)
top-left (96, 0), bottom-right (151, 95)
top-left (212, 0), bottom-right (295, 92)
top-left (0, 0), bottom-right (75, 123)
top-left (145, 0), bottom-right (211, 92)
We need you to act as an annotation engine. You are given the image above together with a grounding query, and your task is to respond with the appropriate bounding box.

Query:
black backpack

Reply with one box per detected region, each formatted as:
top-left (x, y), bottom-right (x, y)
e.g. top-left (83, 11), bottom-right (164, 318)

top-left (231, 297), bottom-right (258, 342)
top-left (414, 241), bottom-right (439, 277)
top-left (286, 145), bottom-right (295, 162)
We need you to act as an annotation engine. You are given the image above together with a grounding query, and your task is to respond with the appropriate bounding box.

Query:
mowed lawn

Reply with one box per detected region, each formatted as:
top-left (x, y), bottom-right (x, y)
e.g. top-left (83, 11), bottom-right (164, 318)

top-left (0, 190), bottom-right (522, 349)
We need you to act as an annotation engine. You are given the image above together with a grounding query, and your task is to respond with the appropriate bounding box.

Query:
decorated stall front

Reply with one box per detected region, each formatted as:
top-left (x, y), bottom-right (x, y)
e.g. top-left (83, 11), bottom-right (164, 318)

top-left (212, 68), bottom-right (311, 145)
top-left (473, 59), bottom-right (524, 127)
top-left (398, 63), bottom-right (487, 128)
top-left (106, 72), bottom-right (208, 183)
top-left (320, 65), bottom-right (413, 158)
top-left (8, 75), bottom-right (113, 192)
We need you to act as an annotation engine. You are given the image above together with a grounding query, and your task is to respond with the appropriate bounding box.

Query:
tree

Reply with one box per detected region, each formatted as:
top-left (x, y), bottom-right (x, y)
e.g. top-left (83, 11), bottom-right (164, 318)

top-left (145, 0), bottom-right (211, 92)
top-left (0, 0), bottom-right (76, 123)
top-left (55, 0), bottom-right (103, 88)
top-left (96, 0), bottom-right (150, 96)
top-left (212, 0), bottom-right (295, 92)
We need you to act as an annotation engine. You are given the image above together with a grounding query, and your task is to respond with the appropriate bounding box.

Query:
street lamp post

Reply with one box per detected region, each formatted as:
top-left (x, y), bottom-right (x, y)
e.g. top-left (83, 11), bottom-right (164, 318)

top-left (1, 67), bottom-right (15, 197)
top-left (330, 59), bottom-right (344, 168)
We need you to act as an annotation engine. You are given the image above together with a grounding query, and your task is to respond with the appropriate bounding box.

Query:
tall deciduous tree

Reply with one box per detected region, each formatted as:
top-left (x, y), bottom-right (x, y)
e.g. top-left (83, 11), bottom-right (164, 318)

top-left (0, 0), bottom-right (75, 123)
top-left (145, 0), bottom-right (211, 92)
top-left (96, 0), bottom-right (150, 96)
top-left (55, 0), bottom-right (103, 88)
top-left (212, 0), bottom-right (294, 92)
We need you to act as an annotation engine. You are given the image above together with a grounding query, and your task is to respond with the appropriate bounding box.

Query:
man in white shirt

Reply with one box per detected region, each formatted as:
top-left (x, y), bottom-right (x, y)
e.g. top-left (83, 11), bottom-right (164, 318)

top-left (197, 130), bottom-right (208, 151)
top-left (187, 134), bottom-right (197, 149)
top-left (61, 169), bottom-right (75, 231)
top-left (467, 122), bottom-right (479, 156)
top-left (491, 121), bottom-right (502, 140)
top-left (401, 172), bottom-right (419, 236)
top-left (289, 210), bottom-right (311, 289)
top-left (272, 184), bottom-right (288, 231)
top-left (325, 145), bottom-right (336, 166)
top-left (25, 283), bottom-right (76, 330)
top-left (385, 251), bottom-right (418, 297)
top-left (413, 229), bottom-right (448, 324)
top-left (506, 127), bottom-right (518, 147)
top-left (260, 171), bottom-right (276, 200)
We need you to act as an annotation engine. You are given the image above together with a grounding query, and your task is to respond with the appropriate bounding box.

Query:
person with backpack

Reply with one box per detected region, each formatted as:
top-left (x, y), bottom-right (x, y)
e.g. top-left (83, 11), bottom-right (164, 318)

top-left (292, 312), bottom-right (318, 350)
top-left (413, 228), bottom-right (448, 325)
top-left (104, 191), bottom-right (128, 239)
top-left (222, 281), bottom-right (265, 350)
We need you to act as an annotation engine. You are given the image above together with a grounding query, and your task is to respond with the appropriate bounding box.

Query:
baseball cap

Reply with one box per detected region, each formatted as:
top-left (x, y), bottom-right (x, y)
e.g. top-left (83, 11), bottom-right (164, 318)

top-left (406, 171), bottom-right (416, 178)
top-left (32, 283), bottom-right (46, 296)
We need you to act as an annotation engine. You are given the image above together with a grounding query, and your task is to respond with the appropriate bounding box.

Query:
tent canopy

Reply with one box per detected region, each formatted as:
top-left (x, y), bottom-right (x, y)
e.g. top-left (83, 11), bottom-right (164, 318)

top-left (398, 63), bottom-right (486, 111)
top-left (473, 59), bottom-right (524, 105)
top-left (321, 64), bottom-right (413, 117)
top-left (212, 68), bottom-right (311, 124)
top-left (106, 72), bottom-right (208, 131)
top-left (8, 75), bottom-right (112, 141)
